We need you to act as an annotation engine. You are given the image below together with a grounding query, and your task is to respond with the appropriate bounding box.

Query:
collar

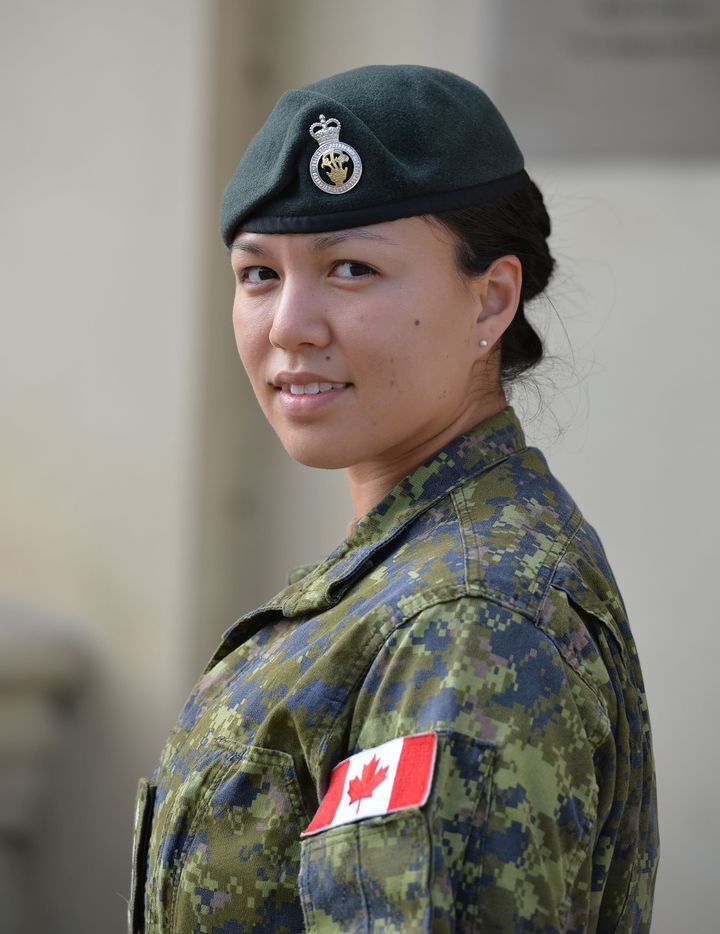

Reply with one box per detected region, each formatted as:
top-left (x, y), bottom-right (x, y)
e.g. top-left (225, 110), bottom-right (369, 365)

top-left (224, 406), bottom-right (526, 635)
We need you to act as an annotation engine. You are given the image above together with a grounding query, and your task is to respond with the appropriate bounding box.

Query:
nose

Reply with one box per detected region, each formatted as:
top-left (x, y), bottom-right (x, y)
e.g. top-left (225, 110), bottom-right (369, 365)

top-left (268, 276), bottom-right (331, 351)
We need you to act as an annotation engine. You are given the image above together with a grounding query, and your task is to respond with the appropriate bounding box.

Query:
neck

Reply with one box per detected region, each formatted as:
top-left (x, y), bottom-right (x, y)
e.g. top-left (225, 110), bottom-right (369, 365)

top-left (344, 394), bottom-right (507, 528)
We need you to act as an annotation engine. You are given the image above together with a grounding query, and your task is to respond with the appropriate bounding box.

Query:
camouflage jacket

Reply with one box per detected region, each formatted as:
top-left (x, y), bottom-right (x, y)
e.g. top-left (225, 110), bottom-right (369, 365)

top-left (130, 405), bottom-right (658, 933)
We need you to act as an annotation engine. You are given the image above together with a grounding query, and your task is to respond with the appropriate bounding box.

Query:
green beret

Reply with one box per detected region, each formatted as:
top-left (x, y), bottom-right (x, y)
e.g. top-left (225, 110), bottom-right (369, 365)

top-left (220, 64), bottom-right (528, 245)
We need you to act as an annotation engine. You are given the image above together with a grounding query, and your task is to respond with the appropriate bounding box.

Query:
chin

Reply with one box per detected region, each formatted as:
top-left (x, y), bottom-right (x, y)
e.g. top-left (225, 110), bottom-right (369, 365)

top-left (279, 435), bottom-right (355, 470)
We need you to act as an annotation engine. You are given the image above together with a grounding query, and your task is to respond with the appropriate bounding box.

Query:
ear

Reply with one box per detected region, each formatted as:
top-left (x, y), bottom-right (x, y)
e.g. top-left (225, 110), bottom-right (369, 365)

top-left (472, 255), bottom-right (522, 353)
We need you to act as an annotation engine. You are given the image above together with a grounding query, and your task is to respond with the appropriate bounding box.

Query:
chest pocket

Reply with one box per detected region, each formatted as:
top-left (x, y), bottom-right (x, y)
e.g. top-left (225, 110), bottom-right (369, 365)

top-left (298, 730), bottom-right (496, 933)
top-left (145, 741), bottom-right (310, 933)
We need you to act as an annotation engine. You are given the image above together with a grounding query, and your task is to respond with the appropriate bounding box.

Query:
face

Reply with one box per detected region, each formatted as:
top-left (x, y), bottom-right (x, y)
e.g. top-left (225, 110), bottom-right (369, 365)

top-left (229, 216), bottom-right (493, 472)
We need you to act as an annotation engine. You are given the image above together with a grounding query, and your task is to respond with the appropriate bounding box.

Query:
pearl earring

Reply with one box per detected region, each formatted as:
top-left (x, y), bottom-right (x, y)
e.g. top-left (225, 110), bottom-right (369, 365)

top-left (480, 339), bottom-right (489, 347)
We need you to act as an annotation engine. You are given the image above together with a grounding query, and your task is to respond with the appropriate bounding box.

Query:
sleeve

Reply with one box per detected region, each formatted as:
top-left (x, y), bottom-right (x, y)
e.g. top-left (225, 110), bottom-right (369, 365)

top-left (297, 597), bottom-right (608, 933)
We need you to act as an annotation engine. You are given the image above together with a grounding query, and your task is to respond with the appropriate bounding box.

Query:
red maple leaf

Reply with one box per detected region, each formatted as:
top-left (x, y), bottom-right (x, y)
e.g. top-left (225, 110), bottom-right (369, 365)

top-left (347, 755), bottom-right (389, 813)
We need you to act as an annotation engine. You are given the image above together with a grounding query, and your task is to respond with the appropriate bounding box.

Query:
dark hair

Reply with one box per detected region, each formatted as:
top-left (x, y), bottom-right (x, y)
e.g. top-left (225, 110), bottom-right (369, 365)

top-left (429, 179), bottom-right (555, 385)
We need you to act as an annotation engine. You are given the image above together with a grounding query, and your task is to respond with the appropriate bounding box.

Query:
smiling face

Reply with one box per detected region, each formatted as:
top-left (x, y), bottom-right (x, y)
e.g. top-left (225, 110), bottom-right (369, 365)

top-left (229, 216), bottom-right (512, 484)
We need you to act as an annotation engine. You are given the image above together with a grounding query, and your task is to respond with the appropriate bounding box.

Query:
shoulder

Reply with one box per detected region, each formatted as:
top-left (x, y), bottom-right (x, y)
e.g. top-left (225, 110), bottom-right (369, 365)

top-left (387, 443), bottom-right (614, 624)
top-left (354, 592), bottom-right (611, 759)
top-left (451, 443), bottom-right (582, 612)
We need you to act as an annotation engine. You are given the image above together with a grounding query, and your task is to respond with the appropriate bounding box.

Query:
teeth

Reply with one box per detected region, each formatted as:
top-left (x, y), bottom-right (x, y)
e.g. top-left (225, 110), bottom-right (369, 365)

top-left (284, 382), bottom-right (348, 395)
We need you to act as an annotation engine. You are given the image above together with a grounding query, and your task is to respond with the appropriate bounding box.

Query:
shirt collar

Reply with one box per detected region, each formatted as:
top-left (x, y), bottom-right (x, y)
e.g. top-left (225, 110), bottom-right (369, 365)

top-left (239, 406), bottom-right (527, 626)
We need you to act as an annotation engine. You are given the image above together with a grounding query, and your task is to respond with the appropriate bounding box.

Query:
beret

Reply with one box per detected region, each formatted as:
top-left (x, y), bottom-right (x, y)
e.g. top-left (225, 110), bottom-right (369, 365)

top-left (220, 64), bottom-right (528, 245)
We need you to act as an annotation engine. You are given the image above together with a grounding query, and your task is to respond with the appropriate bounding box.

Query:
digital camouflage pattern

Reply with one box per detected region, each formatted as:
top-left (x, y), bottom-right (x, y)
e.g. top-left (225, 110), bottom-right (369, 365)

top-left (130, 405), bottom-right (658, 932)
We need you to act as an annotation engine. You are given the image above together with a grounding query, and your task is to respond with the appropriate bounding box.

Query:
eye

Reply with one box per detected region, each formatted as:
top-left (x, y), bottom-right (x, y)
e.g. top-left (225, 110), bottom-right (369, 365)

top-left (239, 265), bottom-right (279, 284)
top-left (332, 261), bottom-right (376, 279)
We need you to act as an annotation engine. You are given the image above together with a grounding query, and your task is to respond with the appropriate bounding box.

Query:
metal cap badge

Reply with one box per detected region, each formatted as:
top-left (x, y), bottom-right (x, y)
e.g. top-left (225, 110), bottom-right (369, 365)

top-left (308, 114), bottom-right (362, 195)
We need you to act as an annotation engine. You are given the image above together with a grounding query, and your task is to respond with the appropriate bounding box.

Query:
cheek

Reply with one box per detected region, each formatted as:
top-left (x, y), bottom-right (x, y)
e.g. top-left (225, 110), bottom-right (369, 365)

top-left (392, 320), bottom-right (475, 401)
top-left (232, 307), bottom-right (267, 371)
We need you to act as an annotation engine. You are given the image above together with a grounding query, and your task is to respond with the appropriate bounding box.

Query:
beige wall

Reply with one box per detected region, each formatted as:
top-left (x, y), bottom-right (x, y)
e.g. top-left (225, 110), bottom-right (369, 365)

top-left (525, 163), bottom-right (720, 934)
top-left (0, 2), bottom-right (211, 930)
top-left (1, 1), bottom-right (717, 931)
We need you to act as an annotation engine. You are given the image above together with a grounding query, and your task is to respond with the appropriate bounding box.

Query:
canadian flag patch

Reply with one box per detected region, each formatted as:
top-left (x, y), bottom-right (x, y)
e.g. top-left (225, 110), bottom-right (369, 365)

top-left (301, 731), bottom-right (437, 837)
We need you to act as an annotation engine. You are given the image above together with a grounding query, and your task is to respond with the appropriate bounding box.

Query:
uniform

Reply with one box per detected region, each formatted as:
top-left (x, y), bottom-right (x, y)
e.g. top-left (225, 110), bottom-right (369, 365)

top-left (129, 405), bottom-right (658, 932)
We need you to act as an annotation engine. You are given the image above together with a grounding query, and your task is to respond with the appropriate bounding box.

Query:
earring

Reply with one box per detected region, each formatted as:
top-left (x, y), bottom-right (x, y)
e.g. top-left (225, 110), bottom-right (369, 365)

top-left (479, 339), bottom-right (489, 347)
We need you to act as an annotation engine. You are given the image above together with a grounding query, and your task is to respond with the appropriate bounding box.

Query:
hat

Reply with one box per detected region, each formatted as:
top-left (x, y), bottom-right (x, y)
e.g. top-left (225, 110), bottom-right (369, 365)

top-left (220, 64), bottom-right (528, 245)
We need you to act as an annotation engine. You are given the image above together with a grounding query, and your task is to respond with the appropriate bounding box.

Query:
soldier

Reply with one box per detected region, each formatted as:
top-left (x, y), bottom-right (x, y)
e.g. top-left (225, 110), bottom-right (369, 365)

top-left (130, 65), bottom-right (658, 932)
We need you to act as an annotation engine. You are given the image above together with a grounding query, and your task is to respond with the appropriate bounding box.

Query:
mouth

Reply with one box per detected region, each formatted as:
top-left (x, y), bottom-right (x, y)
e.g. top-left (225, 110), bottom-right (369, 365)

top-left (270, 376), bottom-right (352, 415)
top-left (279, 381), bottom-right (349, 396)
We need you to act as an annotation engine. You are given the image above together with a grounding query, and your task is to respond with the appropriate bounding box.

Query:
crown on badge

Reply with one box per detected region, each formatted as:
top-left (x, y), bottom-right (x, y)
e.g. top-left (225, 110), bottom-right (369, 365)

top-left (309, 114), bottom-right (342, 144)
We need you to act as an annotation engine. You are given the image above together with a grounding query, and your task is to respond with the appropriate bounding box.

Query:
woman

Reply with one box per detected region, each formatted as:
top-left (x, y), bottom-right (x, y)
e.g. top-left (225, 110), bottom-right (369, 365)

top-left (130, 65), bottom-right (658, 933)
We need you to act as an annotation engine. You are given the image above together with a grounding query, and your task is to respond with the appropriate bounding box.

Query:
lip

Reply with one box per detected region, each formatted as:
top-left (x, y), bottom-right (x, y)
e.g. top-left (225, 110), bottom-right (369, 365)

top-left (270, 371), bottom-right (352, 416)
top-left (271, 370), bottom-right (350, 388)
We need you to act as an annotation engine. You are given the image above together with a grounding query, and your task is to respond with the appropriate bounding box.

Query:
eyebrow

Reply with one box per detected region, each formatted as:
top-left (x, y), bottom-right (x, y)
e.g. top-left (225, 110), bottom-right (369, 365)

top-left (230, 229), bottom-right (396, 255)
top-left (230, 239), bottom-right (270, 256)
top-left (309, 230), bottom-right (397, 251)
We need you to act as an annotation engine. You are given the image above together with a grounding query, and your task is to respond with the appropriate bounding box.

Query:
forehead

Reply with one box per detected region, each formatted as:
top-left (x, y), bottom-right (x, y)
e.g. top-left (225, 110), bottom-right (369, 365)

top-left (230, 217), bottom-right (455, 258)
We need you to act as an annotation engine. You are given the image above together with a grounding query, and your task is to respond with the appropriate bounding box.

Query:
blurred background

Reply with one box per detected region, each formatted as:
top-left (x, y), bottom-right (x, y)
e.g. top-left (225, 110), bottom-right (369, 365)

top-left (1, 1), bottom-right (718, 931)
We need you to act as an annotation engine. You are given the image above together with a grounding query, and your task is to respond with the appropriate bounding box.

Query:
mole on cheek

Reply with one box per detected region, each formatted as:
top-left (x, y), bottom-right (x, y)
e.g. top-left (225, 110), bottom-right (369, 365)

top-left (414, 320), bottom-right (420, 326)
top-left (325, 355), bottom-right (331, 361)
